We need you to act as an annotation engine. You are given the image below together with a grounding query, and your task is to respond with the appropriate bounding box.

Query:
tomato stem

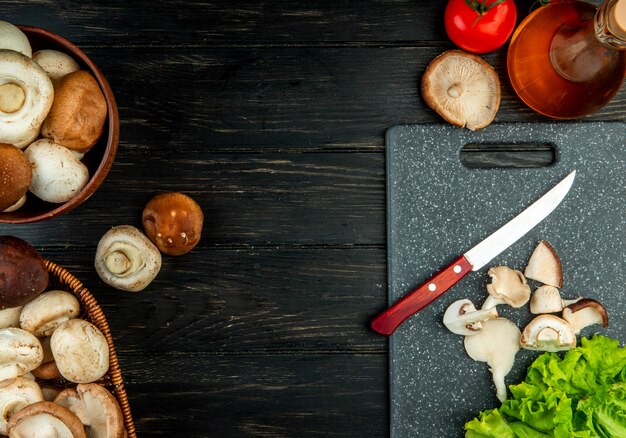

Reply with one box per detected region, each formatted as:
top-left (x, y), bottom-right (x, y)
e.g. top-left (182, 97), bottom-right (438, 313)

top-left (465, 0), bottom-right (509, 26)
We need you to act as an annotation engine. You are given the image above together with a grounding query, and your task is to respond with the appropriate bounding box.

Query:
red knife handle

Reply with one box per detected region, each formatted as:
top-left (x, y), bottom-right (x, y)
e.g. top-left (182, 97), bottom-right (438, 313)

top-left (371, 255), bottom-right (472, 336)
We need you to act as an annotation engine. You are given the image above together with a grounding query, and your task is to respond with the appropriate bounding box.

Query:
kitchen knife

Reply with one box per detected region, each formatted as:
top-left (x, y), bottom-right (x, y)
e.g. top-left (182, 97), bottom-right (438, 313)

top-left (371, 170), bottom-right (576, 336)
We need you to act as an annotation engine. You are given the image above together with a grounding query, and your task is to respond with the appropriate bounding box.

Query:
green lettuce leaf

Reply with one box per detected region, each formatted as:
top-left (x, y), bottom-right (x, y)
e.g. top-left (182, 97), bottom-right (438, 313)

top-left (465, 409), bottom-right (515, 438)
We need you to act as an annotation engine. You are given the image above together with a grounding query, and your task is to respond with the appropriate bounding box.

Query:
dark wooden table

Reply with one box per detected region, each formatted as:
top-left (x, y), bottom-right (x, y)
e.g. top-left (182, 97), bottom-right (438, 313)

top-left (2, 1), bottom-right (624, 436)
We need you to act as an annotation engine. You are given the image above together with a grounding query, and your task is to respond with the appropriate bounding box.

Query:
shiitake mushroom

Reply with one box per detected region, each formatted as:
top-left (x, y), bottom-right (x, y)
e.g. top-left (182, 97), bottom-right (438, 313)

top-left (0, 236), bottom-right (48, 309)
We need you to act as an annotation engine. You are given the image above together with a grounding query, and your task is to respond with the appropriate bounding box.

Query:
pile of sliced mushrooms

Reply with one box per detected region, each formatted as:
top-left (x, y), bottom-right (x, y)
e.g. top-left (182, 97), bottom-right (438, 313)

top-left (0, 236), bottom-right (125, 437)
top-left (443, 240), bottom-right (609, 402)
top-left (0, 20), bottom-right (107, 212)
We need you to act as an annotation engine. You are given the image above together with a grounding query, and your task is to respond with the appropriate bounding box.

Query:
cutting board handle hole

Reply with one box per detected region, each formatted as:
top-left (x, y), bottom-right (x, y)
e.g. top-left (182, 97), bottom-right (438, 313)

top-left (460, 143), bottom-right (556, 169)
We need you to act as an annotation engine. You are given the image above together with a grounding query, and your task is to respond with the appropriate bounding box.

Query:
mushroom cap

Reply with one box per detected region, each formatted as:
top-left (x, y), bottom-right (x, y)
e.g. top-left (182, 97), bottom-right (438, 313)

top-left (142, 192), bottom-right (204, 256)
top-left (421, 50), bottom-right (500, 131)
top-left (0, 236), bottom-right (49, 309)
top-left (32, 50), bottom-right (80, 82)
top-left (0, 21), bottom-right (32, 58)
top-left (31, 361), bottom-right (62, 381)
top-left (562, 298), bottom-right (608, 335)
top-left (520, 314), bottom-right (577, 352)
top-left (443, 299), bottom-right (498, 336)
top-left (529, 285), bottom-right (564, 314)
top-left (55, 383), bottom-right (125, 438)
top-left (0, 49), bottom-right (54, 148)
top-left (0, 328), bottom-right (44, 381)
top-left (24, 139), bottom-right (90, 204)
top-left (486, 266), bottom-right (531, 308)
top-left (50, 319), bottom-right (109, 384)
top-left (0, 306), bottom-right (23, 330)
top-left (7, 401), bottom-right (86, 438)
top-left (19, 290), bottom-right (81, 337)
top-left (95, 225), bottom-right (162, 292)
top-left (0, 143), bottom-right (32, 211)
top-left (524, 240), bottom-right (563, 288)
top-left (0, 377), bottom-right (44, 435)
top-left (41, 70), bottom-right (107, 153)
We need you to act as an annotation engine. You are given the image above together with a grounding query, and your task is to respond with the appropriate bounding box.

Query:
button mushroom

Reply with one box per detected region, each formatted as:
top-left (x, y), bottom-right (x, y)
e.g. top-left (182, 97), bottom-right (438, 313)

top-left (0, 236), bottom-right (49, 309)
top-left (421, 50), bottom-right (500, 131)
top-left (443, 299), bottom-right (498, 336)
top-left (481, 266), bottom-right (531, 309)
top-left (41, 70), bottom-right (107, 153)
top-left (32, 50), bottom-right (80, 82)
top-left (24, 139), bottom-right (90, 204)
top-left (0, 377), bottom-right (44, 435)
top-left (562, 299), bottom-right (609, 335)
top-left (142, 192), bottom-right (204, 256)
top-left (0, 144), bottom-right (31, 213)
top-left (19, 290), bottom-right (80, 337)
top-left (464, 318), bottom-right (521, 402)
top-left (50, 319), bottom-right (109, 384)
top-left (54, 384), bottom-right (125, 438)
top-left (520, 314), bottom-right (577, 352)
top-left (0, 49), bottom-right (54, 149)
top-left (6, 401), bottom-right (86, 438)
top-left (0, 21), bottom-right (31, 58)
top-left (0, 307), bottom-right (22, 330)
top-left (0, 328), bottom-right (44, 381)
top-left (524, 240), bottom-right (563, 288)
top-left (95, 225), bottom-right (162, 292)
top-left (529, 285), bottom-right (581, 314)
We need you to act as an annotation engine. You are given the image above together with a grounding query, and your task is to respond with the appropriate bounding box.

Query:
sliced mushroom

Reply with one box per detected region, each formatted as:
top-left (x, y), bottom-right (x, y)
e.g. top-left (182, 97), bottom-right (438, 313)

top-left (0, 21), bottom-right (31, 58)
top-left (19, 290), bottom-right (80, 337)
top-left (0, 236), bottom-right (49, 310)
top-left (524, 240), bottom-right (563, 287)
top-left (421, 50), bottom-right (500, 131)
top-left (0, 50), bottom-right (54, 149)
top-left (0, 307), bottom-right (23, 330)
top-left (482, 266), bottom-right (531, 309)
top-left (562, 299), bottom-right (608, 335)
top-left (142, 192), bottom-right (204, 256)
top-left (0, 144), bottom-right (31, 212)
top-left (95, 225), bottom-right (162, 292)
top-left (50, 319), bottom-right (109, 384)
top-left (529, 285), bottom-right (581, 314)
top-left (7, 401), bottom-right (86, 438)
top-left (464, 318), bottom-right (521, 402)
top-left (0, 377), bottom-right (44, 435)
top-left (32, 50), bottom-right (80, 82)
top-left (443, 299), bottom-right (498, 336)
top-left (55, 384), bottom-right (124, 438)
top-left (0, 328), bottom-right (44, 381)
top-left (520, 314), bottom-right (577, 352)
top-left (25, 139), bottom-right (90, 204)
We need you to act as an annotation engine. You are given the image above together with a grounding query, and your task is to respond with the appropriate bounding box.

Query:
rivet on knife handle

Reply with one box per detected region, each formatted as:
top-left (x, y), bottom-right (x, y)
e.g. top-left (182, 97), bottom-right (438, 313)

top-left (371, 256), bottom-right (472, 336)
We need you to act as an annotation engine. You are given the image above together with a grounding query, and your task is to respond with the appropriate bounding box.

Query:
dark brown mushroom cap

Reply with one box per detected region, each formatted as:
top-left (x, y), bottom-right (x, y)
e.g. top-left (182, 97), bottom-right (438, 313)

top-left (0, 236), bottom-right (49, 309)
top-left (0, 143), bottom-right (31, 211)
top-left (142, 192), bottom-right (204, 256)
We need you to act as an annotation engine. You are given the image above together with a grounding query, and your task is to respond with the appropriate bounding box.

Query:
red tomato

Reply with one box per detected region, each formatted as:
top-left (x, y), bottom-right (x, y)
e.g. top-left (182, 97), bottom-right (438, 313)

top-left (444, 0), bottom-right (517, 54)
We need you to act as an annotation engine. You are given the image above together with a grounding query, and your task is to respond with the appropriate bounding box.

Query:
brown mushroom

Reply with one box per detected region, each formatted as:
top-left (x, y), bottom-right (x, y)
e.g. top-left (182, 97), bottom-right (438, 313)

top-left (562, 299), bottom-right (608, 335)
top-left (142, 192), bottom-right (204, 256)
top-left (55, 384), bottom-right (125, 438)
top-left (524, 240), bottom-right (563, 288)
top-left (0, 236), bottom-right (48, 309)
top-left (41, 70), bottom-right (107, 153)
top-left (7, 401), bottom-right (86, 438)
top-left (0, 144), bottom-right (31, 212)
top-left (421, 50), bottom-right (500, 131)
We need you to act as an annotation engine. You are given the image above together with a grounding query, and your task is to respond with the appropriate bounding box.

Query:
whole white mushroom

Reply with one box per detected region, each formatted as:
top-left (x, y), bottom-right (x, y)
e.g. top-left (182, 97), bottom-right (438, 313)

top-left (0, 21), bottom-right (32, 57)
top-left (24, 139), bottom-right (89, 203)
top-left (33, 49), bottom-right (80, 81)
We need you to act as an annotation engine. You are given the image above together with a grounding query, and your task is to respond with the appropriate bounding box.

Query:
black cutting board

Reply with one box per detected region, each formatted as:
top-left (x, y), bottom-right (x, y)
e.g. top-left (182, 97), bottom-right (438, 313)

top-left (386, 122), bottom-right (625, 438)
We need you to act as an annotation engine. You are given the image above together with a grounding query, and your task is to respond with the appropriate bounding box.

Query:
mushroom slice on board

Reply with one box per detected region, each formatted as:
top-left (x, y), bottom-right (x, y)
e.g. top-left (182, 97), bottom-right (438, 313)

top-left (524, 240), bottom-right (563, 287)
top-left (562, 299), bottom-right (609, 335)
top-left (443, 299), bottom-right (498, 336)
top-left (55, 384), bottom-right (125, 438)
top-left (481, 266), bottom-right (531, 310)
top-left (520, 314), bottom-right (577, 352)
top-left (0, 377), bottom-right (44, 435)
top-left (421, 50), bottom-right (500, 131)
top-left (7, 401), bottom-right (86, 438)
top-left (0, 328), bottom-right (44, 381)
top-left (0, 50), bottom-right (54, 149)
top-left (529, 285), bottom-right (581, 314)
top-left (464, 318), bottom-right (521, 402)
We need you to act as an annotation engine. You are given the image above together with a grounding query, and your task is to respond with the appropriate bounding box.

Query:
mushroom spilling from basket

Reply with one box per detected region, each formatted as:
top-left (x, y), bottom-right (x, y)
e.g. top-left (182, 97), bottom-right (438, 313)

top-left (443, 240), bottom-right (609, 402)
top-left (0, 235), bottom-right (126, 437)
top-left (0, 20), bottom-right (107, 212)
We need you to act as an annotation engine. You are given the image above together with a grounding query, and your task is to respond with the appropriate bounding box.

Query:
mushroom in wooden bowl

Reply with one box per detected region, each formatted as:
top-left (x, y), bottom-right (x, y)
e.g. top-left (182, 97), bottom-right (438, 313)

top-left (0, 21), bottom-right (119, 224)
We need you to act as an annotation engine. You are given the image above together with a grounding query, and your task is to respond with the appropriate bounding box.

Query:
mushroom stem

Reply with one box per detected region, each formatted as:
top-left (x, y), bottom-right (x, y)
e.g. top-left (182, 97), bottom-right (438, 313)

top-left (103, 242), bottom-right (145, 278)
top-left (492, 368), bottom-right (507, 403)
top-left (455, 307), bottom-right (498, 325)
top-left (447, 82), bottom-right (464, 98)
top-left (0, 83), bottom-right (25, 113)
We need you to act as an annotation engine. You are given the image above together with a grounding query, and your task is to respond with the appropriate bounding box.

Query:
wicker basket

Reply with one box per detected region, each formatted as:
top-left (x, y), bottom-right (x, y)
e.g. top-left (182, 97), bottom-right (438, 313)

top-left (44, 259), bottom-right (136, 438)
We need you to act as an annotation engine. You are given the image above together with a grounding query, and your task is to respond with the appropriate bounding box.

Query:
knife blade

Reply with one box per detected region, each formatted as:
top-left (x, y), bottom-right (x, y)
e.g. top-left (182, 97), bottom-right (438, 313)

top-left (371, 170), bottom-right (576, 336)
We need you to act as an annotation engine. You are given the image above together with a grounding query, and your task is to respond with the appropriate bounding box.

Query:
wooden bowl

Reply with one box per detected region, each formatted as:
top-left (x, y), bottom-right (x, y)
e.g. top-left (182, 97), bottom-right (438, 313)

top-left (0, 26), bottom-right (119, 224)
top-left (45, 259), bottom-right (136, 438)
